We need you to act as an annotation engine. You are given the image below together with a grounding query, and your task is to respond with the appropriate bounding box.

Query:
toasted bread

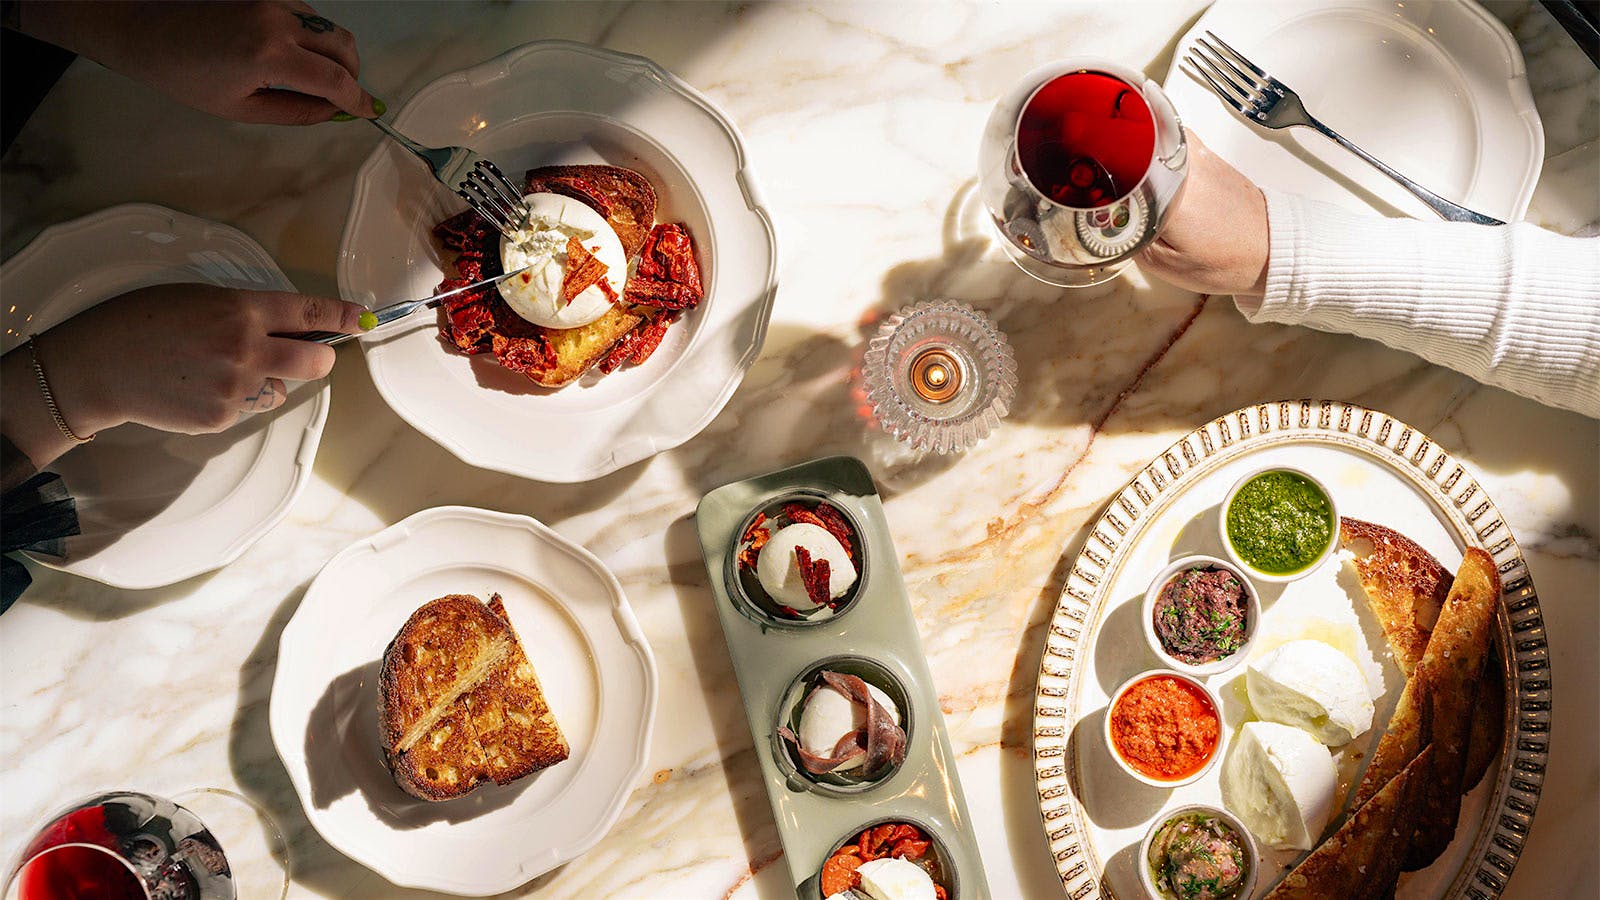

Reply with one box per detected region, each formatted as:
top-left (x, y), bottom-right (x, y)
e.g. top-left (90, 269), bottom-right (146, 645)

top-left (523, 164), bottom-right (657, 258)
top-left (526, 304), bottom-right (644, 388)
top-left (1403, 548), bottom-right (1501, 870)
top-left (1353, 669), bottom-right (1434, 811)
top-left (379, 594), bottom-right (568, 801)
top-left (1267, 743), bottom-right (1433, 899)
top-left (1339, 518), bottom-right (1450, 676)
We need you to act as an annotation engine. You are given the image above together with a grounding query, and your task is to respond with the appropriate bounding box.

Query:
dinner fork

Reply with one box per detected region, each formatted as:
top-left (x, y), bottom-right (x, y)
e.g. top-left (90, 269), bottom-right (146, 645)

top-left (364, 116), bottom-right (531, 233)
top-left (1184, 31), bottom-right (1504, 225)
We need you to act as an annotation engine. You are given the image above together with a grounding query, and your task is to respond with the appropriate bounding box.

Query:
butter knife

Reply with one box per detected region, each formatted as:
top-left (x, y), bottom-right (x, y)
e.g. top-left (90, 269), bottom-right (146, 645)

top-left (286, 264), bottom-right (533, 346)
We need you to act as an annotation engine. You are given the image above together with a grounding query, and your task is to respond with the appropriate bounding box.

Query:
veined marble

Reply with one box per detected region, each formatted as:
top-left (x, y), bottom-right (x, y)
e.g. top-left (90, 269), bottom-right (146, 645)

top-left (2, 2), bottom-right (1595, 899)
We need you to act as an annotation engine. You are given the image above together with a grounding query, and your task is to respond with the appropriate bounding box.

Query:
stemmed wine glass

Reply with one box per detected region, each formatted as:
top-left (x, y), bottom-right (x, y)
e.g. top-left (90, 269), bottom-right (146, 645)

top-left (978, 58), bottom-right (1189, 287)
top-left (3, 790), bottom-right (287, 900)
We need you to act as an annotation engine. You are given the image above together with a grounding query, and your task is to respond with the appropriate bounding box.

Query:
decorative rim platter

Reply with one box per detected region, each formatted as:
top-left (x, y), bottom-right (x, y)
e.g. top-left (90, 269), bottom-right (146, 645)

top-left (1031, 399), bottom-right (1548, 899)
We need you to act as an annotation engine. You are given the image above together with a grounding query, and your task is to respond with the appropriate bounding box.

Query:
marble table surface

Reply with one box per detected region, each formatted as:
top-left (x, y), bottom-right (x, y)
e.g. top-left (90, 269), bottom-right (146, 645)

top-left (2, 2), bottom-right (1595, 898)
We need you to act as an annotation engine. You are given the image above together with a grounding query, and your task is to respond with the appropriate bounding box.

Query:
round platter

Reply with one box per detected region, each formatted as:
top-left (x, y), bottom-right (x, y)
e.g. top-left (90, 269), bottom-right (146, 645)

top-left (1031, 399), bottom-right (1548, 899)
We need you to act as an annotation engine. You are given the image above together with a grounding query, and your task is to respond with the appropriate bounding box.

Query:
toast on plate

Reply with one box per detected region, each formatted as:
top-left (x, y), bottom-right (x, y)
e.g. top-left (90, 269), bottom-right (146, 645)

top-left (523, 164), bottom-right (658, 259)
top-left (379, 593), bottom-right (568, 801)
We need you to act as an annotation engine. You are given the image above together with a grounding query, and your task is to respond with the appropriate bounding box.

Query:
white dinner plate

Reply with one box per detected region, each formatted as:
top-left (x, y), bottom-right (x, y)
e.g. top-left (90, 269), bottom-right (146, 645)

top-left (338, 40), bottom-right (778, 483)
top-left (1164, 0), bottom-right (1544, 222)
top-left (268, 506), bottom-right (658, 896)
top-left (0, 204), bottom-right (328, 590)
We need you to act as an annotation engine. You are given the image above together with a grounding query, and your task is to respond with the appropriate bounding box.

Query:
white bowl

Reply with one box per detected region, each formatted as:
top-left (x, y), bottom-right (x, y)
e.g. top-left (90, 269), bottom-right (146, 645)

top-left (1218, 466), bottom-right (1339, 584)
top-left (1103, 669), bottom-right (1223, 789)
top-left (338, 41), bottom-right (778, 483)
top-left (1141, 555), bottom-right (1259, 677)
top-left (1137, 803), bottom-right (1259, 900)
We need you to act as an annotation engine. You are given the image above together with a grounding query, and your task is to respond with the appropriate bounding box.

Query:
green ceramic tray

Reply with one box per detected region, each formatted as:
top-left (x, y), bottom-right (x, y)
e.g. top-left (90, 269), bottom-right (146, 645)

top-left (696, 455), bottom-right (990, 899)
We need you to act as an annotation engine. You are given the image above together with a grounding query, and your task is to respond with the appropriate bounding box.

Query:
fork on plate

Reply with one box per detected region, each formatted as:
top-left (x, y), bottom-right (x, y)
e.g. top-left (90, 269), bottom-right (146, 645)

top-left (364, 116), bottom-right (531, 233)
top-left (1184, 30), bottom-right (1504, 225)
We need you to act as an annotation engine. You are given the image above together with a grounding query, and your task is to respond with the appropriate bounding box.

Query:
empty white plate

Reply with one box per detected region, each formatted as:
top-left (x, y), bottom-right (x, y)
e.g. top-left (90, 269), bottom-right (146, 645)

top-left (338, 40), bottom-right (779, 483)
top-left (1165, 0), bottom-right (1543, 222)
top-left (268, 506), bottom-right (657, 895)
top-left (0, 204), bottom-right (328, 590)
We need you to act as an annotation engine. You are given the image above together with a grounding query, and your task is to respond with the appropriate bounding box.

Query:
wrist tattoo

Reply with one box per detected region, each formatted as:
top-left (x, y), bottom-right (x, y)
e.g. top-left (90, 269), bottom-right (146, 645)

top-left (293, 11), bottom-right (337, 33)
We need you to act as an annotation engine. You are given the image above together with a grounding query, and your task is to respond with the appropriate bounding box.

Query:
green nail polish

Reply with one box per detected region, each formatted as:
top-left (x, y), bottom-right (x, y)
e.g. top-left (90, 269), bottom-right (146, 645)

top-left (372, 98), bottom-right (387, 117)
top-left (332, 111), bottom-right (355, 122)
top-left (359, 310), bottom-right (378, 331)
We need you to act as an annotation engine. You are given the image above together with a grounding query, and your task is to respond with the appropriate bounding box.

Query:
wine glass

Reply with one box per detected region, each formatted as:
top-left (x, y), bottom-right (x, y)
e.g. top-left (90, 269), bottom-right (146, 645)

top-left (3, 790), bottom-right (287, 900)
top-left (978, 58), bottom-right (1189, 287)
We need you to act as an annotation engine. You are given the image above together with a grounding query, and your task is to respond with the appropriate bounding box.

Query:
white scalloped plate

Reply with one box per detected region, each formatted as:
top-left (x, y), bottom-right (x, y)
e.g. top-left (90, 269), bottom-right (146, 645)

top-left (269, 505), bottom-right (657, 896)
top-left (338, 40), bottom-right (778, 483)
top-left (1164, 0), bottom-right (1543, 222)
top-left (0, 204), bottom-right (328, 590)
top-left (1032, 400), bottom-right (1547, 899)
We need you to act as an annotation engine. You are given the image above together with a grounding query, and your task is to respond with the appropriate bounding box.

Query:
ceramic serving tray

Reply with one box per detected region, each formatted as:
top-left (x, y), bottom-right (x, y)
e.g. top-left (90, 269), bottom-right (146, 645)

top-left (697, 456), bottom-right (990, 899)
top-left (1031, 399), bottom-right (1548, 899)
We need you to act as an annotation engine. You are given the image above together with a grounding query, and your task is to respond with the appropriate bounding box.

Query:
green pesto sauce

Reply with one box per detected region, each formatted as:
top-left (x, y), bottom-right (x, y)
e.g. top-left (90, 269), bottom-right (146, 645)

top-left (1225, 470), bottom-right (1334, 575)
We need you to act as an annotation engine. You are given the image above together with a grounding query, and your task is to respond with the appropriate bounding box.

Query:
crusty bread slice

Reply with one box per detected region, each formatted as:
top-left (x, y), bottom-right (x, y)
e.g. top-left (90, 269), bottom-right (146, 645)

top-left (1403, 548), bottom-right (1501, 870)
top-left (1339, 518), bottom-right (1450, 676)
top-left (1267, 743), bottom-right (1433, 899)
top-left (526, 304), bottom-right (643, 388)
top-left (1353, 668), bottom-right (1434, 811)
top-left (379, 594), bottom-right (567, 801)
top-left (523, 164), bottom-right (657, 258)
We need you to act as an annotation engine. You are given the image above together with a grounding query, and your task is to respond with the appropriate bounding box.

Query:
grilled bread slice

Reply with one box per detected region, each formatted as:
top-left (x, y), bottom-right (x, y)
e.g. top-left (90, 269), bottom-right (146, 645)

top-left (523, 164), bottom-right (657, 258)
top-left (1341, 518), bottom-right (1505, 795)
top-left (379, 594), bottom-right (568, 801)
top-left (525, 305), bottom-right (643, 388)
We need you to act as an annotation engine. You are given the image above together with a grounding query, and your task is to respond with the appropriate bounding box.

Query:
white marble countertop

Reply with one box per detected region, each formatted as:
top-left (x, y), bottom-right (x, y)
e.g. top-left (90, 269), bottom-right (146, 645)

top-left (2, 2), bottom-right (1595, 899)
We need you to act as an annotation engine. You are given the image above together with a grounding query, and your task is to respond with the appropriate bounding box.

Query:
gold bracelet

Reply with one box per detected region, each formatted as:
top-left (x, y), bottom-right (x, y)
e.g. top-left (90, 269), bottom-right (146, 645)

top-left (26, 335), bottom-right (93, 445)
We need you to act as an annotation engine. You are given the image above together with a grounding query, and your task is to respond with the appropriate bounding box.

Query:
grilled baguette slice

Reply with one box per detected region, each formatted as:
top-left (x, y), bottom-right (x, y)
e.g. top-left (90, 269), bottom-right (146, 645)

top-left (523, 164), bottom-right (657, 259)
top-left (379, 594), bottom-right (568, 801)
top-left (525, 305), bottom-right (643, 388)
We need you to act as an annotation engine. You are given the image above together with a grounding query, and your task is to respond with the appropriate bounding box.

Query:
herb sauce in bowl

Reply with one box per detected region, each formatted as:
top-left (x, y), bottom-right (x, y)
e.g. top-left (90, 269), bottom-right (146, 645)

top-left (1222, 468), bottom-right (1336, 579)
top-left (1143, 808), bottom-right (1254, 900)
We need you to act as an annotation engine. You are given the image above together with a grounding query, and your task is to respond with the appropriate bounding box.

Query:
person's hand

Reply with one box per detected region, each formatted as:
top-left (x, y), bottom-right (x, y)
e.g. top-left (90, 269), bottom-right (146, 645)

top-left (1, 284), bottom-right (367, 469)
top-left (1137, 130), bottom-right (1271, 296)
top-left (18, 1), bottom-right (377, 125)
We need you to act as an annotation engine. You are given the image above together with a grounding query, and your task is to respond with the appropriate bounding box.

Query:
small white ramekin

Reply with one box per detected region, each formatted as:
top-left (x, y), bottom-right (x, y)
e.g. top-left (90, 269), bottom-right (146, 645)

top-left (1218, 465), bottom-right (1339, 584)
top-left (1103, 669), bottom-right (1224, 789)
top-left (1141, 554), bottom-right (1259, 677)
top-left (1137, 803), bottom-right (1259, 900)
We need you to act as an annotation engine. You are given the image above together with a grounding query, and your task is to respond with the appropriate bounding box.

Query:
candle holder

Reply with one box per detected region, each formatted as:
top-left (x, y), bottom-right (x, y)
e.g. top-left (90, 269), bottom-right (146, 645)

top-left (861, 300), bottom-right (1016, 454)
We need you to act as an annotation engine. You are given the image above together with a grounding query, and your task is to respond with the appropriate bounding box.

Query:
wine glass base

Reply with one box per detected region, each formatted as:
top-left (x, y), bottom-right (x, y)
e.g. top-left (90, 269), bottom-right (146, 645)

top-left (991, 223), bottom-right (1133, 288)
top-left (171, 789), bottom-right (288, 900)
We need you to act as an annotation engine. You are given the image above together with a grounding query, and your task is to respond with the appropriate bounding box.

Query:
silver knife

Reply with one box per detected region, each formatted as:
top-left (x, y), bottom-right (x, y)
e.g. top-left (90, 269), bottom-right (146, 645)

top-left (285, 264), bottom-right (534, 346)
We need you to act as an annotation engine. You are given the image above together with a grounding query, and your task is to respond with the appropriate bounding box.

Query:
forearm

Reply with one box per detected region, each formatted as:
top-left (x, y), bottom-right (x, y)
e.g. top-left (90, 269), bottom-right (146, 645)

top-left (1241, 191), bottom-right (1600, 418)
top-left (1, 334), bottom-right (122, 472)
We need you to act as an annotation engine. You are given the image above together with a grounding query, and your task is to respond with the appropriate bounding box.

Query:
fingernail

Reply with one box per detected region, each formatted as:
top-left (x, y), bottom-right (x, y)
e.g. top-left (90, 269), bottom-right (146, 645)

top-left (332, 111), bottom-right (355, 122)
top-left (358, 310), bottom-right (378, 331)
top-left (371, 97), bottom-right (387, 117)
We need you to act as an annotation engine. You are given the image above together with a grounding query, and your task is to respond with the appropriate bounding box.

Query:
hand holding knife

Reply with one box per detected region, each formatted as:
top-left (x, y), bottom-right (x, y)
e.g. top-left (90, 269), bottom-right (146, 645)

top-left (283, 265), bottom-right (532, 346)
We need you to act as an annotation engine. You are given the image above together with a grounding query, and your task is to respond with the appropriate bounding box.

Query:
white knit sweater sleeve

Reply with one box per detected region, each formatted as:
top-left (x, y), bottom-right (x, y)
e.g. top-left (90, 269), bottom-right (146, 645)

top-left (1236, 190), bottom-right (1600, 418)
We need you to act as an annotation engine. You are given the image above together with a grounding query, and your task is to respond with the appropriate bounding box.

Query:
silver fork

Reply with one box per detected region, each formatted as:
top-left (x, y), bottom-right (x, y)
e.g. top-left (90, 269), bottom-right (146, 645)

top-left (365, 117), bottom-right (530, 233)
top-left (1185, 31), bottom-right (1504, 225)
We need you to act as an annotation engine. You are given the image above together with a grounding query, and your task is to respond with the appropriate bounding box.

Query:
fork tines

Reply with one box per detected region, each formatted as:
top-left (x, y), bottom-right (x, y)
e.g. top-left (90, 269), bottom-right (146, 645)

top-left (457, 160), bottom-right (530, 234)
top-left (1184, 30), bottom-right (1275, 121)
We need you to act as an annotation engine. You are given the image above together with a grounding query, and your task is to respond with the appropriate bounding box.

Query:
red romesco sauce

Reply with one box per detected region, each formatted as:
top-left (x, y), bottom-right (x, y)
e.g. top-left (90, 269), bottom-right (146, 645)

top-left (1110, 675), bottom-right (1220, 780)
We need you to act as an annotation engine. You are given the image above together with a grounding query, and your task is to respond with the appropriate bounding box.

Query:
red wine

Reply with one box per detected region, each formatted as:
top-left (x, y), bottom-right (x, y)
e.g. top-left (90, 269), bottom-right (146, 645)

top-left (16, 844), bottom-right (147, 900)
top-left (1017, 71), bottom-right (1155, 208)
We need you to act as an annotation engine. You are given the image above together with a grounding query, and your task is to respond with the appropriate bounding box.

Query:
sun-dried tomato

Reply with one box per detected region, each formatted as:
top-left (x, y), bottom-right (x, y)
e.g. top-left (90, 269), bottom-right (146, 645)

top-left (446, 302), bottom-right (494, 351)
top-left (596, 327), bottom-right (640, 375)
top-left (629, 312), bottom-right (678, 365)
top-left (819, 852), bottom-right (862, 895)
top-left (636, 223), bottom-right (703, 296)
top-left (432, 209), bottom-right (491, 252)
top-left (491, 334), bottom-right (555, 375)
top-left (598, 278), bottom-right (619, 305)
top-left (454, 256), bottom-right (484, 283)
top-left (741, 513), bottom-right (768, 545)
top-left (934, 886), bottom-right (948, 900)
top-left (622, 276), bottom-right (701, 310)
top-left (780, 502), bottom-right (856, 561)
top-left (890, 838), bottom-right (930, 860)
top-left (560, 236), bottom-right (608, 304)
top-left (795, 546), bottom-right (832, 609)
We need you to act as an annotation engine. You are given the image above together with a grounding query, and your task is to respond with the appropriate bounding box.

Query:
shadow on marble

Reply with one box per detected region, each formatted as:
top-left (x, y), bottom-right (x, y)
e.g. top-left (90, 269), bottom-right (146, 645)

top-left (18, 560), bottom-right (223, 622)
top-left (309, 343), bottom-right (648, 529)
top-left (660, 513), bottom-right (789, 899)
top-left (304, 660), bottom-right (538, 829)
